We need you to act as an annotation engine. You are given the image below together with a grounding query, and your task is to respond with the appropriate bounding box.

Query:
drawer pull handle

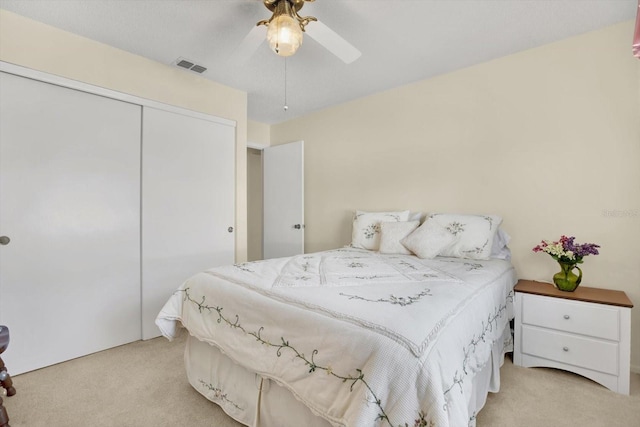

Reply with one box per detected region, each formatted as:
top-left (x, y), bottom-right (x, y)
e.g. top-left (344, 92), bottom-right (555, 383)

top-left (563, 347), bottom-right (569, 352)
top-left (563, 315), bottom-right (570, 320)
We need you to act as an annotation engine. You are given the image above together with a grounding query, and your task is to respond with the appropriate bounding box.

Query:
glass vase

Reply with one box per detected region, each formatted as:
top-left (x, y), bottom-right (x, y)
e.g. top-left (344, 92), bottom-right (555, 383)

top-left (553, 262), bottom-right (582, 292)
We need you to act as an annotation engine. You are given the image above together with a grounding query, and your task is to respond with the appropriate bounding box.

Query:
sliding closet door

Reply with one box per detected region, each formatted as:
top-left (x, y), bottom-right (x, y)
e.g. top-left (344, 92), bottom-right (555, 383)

top-left (0, 72), bottom-right (142, 374)
top-left (142, 107), bottom-right (235, 339)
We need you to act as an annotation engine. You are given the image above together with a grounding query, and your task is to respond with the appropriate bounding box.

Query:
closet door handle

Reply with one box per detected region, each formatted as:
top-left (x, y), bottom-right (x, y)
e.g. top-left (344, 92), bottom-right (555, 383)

top-left (228, 227), bottom-right (234, 233)
top-left (0, 236), bottom-right (10, 246)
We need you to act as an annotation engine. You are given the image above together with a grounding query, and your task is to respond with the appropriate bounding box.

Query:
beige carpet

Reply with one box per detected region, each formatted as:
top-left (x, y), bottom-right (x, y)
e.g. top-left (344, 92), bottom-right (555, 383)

top-left (3, 334), bottom-right (639, 427)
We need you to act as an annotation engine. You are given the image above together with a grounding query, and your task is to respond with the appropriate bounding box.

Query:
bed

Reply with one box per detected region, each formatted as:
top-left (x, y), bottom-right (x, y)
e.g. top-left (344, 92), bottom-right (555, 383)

top-left (156, 240), bottom-right (517, 426)
top-left (156, 211), bottom-right (517, 427)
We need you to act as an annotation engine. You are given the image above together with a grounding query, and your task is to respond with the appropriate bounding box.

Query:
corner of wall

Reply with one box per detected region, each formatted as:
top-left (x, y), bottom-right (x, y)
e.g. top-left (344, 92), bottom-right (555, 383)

top-left (247, 120), bottom-right (271, 148)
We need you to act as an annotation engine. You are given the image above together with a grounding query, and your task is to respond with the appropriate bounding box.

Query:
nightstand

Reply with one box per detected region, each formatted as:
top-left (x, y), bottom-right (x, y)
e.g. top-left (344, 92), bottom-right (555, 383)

top-left (513, 279), bottom-right (633, 395)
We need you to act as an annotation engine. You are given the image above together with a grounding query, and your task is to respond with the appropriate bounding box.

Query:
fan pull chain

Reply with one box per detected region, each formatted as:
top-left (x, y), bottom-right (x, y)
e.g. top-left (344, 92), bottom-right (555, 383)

top-left (283, 57), bottom-right (288, 112)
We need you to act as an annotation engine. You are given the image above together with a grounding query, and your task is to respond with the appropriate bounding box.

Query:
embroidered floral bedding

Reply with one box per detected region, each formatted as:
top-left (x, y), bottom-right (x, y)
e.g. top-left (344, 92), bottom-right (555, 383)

top-left (156, 248), bottom-right (517, 427)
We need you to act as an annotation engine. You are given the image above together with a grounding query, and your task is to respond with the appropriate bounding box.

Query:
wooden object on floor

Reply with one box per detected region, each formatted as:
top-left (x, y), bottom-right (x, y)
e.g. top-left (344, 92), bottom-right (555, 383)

top-left (0, 327), bottom-right (15, 397)
top-left (513, 280), bottom-right (633, 394)
top-left (514, 279), bottom-right (633, 307)
top-left (0, 396), bottom-right (9, 427)
top-left (0, 360), bottom-right (14, 398)
top-left (0, 326), bottom-right (11, 427)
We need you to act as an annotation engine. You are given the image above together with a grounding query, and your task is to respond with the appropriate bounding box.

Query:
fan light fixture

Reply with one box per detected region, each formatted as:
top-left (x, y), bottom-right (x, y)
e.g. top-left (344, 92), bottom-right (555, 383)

top-left (258, 0), bottom-right (317, 57)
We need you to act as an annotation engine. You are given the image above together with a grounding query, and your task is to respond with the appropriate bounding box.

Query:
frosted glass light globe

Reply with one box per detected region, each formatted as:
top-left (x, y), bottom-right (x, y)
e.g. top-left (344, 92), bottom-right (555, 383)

top-left (267, 14), bottom-right (303, 57)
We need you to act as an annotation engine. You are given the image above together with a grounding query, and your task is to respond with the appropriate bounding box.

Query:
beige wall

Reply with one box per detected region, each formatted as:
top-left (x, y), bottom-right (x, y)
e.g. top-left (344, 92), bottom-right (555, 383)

top-left (248, 120), bottom-right (271, 148)
top-left (0, 9), bottom-right (249, 262)
top-left (272, 21), bottom-right (640, 370)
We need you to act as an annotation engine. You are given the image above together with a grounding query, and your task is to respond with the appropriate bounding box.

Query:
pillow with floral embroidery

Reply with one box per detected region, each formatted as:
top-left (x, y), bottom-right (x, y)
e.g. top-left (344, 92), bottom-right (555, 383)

top-left (379, 221), bottom-right (420, 255)
top-left (400, 219), bottom-right (456, 259)
top-left (351, 210), bottom-right (410, 250)
top-left (423, 213), bottom-right (502, 260)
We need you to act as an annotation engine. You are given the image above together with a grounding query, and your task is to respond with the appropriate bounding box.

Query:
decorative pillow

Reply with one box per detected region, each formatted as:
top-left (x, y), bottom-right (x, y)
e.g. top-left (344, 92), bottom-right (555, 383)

top-left (400, 219), bottom-right (457, 259)
top-left (426, 213), bottom-right (503, 260)
top-left (379, 221), bottom-right (420, 255)
top-left (408, 212), bottom-right (423, 222)
top-left (491, 228), bottom-right (512, 260)
top-left (351, 210), bottom-right (410, 250)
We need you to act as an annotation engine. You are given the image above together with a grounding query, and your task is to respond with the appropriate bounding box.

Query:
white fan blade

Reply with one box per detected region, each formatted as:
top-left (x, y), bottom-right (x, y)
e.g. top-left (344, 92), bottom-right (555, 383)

top-left (305, 20), bottom-right (361, 64)
top-left (230, 25), bottom-right (267, 64)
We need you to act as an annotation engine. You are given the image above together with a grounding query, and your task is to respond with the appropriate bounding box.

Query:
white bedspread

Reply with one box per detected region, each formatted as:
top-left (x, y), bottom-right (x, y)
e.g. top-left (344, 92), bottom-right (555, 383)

top-left (156, 248), bottom-right (517, 427)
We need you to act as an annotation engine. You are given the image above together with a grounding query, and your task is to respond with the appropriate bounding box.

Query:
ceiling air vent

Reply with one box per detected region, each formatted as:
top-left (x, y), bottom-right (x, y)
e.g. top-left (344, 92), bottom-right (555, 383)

top-left (173, 57), bottom-right (207, 74)
top-left (176, 59), bottom-right (194, 69)
top-left (190, 64), bottom-right (207, 74)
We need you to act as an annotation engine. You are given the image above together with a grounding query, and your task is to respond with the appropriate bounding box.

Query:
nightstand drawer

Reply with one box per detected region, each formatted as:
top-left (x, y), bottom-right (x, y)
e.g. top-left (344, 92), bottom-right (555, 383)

top-left (521, 293), bottom-right (619, 340)
top-left (521, 325), bottom-right (618, 375)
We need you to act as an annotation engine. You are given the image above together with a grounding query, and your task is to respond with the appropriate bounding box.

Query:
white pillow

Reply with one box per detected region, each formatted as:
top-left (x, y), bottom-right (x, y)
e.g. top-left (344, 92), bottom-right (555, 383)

top-left (400, 219), bottom-right (456, 259)
top-left (491, 228), bottom-right (512, 260)
top-left (379, 221), bottom-right (420, 255)
top-left (426, 213), bottom-right (502, 260)
top-left (351, 210), bottom-right (410, 250)
top-left (408, 212), bottom-right (423, 222)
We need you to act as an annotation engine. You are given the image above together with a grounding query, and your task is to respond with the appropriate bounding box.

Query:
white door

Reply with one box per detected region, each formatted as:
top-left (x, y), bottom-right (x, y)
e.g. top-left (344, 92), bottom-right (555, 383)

top-left (141, 107), bottom-right (236, 339)
top-left (0, 72), bottom-right (142, 374)
top-left (263, 141), bottom-right (304, 259)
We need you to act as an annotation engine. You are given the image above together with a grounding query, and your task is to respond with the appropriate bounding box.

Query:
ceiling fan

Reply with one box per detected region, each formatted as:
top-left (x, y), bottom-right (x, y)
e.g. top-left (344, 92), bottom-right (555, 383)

top-left (232, 0), bottom-right (361, 64)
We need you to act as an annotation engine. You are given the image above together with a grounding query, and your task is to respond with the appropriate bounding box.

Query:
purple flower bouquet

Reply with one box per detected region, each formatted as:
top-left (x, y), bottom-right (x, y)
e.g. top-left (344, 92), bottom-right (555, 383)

top-left (533, 235), bottom-right (600, 291)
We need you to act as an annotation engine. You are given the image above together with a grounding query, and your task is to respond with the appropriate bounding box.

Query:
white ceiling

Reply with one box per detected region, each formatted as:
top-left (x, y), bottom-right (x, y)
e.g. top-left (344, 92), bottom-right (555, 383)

top-left (0, 0), bottom-right (636, 124)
